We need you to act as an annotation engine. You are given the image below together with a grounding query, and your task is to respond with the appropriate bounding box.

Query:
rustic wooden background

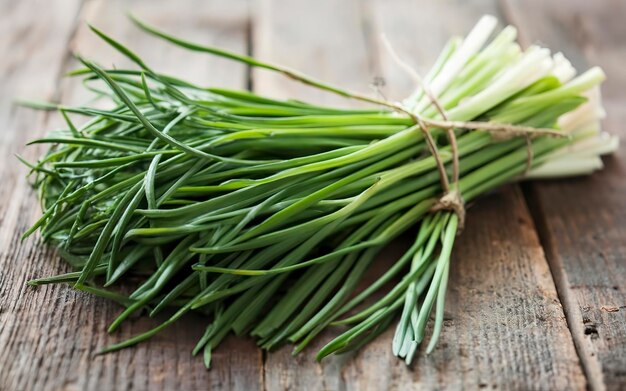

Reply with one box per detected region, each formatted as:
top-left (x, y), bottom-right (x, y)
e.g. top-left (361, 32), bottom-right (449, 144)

top-left (0, 0), bottom-right (624, 390)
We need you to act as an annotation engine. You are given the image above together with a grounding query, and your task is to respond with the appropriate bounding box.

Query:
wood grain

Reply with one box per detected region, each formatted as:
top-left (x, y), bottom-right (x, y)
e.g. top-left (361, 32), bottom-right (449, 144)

top-left (1, 0), bottom-right (624, 390)
top-left (0, 1), bottom-right (85, 390)
top-left (501, 1), bottom-right (626, 389)
top-left (252, 0), bottom-right (376, 389)
top-left (252, 0), bottom-right (586, 389)
top-left (354, 1), bottom-right (585, 389)
top-left (0, 0), bottom-right (82, 229)
top-left (252, 0), bottom-right (374, 108)
top-left (338, 186), bottom-right (586, 390)
top-left (0, 1), bottom-right (263, 390)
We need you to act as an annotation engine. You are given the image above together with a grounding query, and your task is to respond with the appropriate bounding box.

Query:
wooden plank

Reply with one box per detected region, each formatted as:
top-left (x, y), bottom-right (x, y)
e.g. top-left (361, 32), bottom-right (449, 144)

top-left (338, 186), bottom-right (586, 390)
top-left (252, 0), bottom-right (373, 108)
top-left (252, 0), bottom-right (376, 389)
top-left (60, 0), bottom-right (250, 105)
top-left (0, 1), bottom-right (263, 390)
top-left (4, 1), bottom-right (617, 390)
top-left (501, 1), bottom-right (626, 389)
top-left (252, 0), bottom-right (586, 389)
top-left (0, 1), bottom-right (85, 390)
top-left (0, 0), bottom-right (82, 226)
top-left (351, 1), bottom-right (586, 389)
top-left (364, 0), bottom-right (506, 101)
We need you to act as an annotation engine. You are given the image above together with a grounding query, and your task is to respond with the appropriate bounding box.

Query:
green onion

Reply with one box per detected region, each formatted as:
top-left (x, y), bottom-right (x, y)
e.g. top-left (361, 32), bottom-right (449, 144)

top-left (21, 14), bottom-right (617, 368)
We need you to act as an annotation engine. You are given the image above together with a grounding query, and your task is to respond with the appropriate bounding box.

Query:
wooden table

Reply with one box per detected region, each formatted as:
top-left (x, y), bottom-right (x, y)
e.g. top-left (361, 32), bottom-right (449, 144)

top-left (1, 0), bottom-right (624, 390)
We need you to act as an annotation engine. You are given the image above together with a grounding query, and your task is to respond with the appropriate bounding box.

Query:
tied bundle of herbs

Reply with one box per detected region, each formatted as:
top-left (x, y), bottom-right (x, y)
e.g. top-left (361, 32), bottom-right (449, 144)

top-left (21, 15), bottom-right (618, 367)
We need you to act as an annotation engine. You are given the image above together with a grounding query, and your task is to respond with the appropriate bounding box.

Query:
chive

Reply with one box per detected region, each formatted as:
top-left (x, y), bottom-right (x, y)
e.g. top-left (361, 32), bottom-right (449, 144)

top-left (22, 14), bottom-right (616, 369)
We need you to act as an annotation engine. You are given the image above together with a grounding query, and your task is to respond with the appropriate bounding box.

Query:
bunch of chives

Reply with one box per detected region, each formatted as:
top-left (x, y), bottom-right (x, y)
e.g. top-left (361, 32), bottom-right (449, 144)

top-left (22, 15), bottom-right (617, 367)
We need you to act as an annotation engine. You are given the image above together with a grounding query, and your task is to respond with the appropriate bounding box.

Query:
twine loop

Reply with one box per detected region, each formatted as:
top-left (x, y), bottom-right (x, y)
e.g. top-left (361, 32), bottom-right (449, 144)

top-left (380, 36), bottom-right (553, 231)
top-left (429, 189), bottom-right (465, 229)
top-left (382, 36), bottom-right (465, 229)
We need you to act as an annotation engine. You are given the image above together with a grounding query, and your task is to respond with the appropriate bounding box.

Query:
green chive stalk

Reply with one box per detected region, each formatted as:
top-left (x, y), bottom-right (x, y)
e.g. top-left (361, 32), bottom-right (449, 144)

top-left (21, 15), bottom-right (617, 368)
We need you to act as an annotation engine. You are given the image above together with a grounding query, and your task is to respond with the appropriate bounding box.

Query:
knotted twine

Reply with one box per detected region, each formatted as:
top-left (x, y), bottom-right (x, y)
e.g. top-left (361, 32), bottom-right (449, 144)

top-left (267, 37), bottom-right (564, 231)
top-left (381, 36), bottom-right (548, 230)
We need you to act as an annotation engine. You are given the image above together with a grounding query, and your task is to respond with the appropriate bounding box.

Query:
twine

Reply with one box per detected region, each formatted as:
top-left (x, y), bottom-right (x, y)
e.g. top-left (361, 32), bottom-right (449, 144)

top-left (382, 36), bottom-right (465, 228)
top-left (524, 135), bottom-right (534, 174)
top-left (265, 34), bottom-right (561, 229)
top-left (379, 36), bottom-right (558, 230)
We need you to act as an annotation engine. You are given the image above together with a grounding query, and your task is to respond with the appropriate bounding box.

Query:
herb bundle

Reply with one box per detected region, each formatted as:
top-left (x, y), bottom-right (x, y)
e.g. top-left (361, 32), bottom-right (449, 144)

top-left (22, 15), bottom-right (617, 367)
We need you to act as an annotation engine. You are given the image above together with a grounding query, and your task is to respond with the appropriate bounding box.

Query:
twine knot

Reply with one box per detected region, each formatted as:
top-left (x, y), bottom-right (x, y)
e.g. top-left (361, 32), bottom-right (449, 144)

top-left (429, 189), bottom-right (465, 230)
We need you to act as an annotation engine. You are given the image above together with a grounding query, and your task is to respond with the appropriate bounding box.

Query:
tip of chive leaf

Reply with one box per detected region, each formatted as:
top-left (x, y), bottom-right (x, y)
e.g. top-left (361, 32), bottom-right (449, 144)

top-left (64, 67), bottom-right (85, 77)
top-left (15, 153), bottom-right (29, 164)
top-left (127, 12), bottom-right (148, 29)
top-left (96, 345), bottom-right (115, 356)
top-left (315, 348), bottom-right (331, 362)
top-left (72, 53), bottom-right (90, 65)
top-left (203, 349), bottom-right (212, 370)
top-left (126, 11), bottom-right (139, 22)
top-left (13, 99), bottom-right (59, 110)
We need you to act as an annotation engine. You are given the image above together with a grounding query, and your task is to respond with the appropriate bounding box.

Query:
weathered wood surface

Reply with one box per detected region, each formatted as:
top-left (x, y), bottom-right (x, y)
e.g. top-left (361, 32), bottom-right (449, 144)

top-left (0, 1), bottom-right (263, 390)
top-left (502, 1), bottom-right (626, 389)
top-left (0, 0), bottom-right (623, 390)
top-left (255, 0), bottom-right (585, 390)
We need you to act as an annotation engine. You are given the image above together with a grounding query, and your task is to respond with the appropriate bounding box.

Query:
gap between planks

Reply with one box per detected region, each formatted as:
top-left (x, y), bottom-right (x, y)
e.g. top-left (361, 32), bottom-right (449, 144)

top-left (1, 1), bottom-right (262, 390)
top-left (252, 0), bottom-right (586, 389)
top-left (499, 0), bottom-right (626, 389)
